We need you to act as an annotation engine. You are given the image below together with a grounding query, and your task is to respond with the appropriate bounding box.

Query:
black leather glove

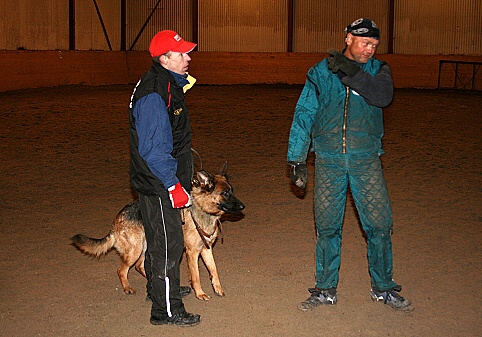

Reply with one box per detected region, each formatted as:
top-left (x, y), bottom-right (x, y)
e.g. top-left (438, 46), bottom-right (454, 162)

top-left (328, 50), bottom-right (361, 77)
top-left (288, 161), bottom-right (308, 189)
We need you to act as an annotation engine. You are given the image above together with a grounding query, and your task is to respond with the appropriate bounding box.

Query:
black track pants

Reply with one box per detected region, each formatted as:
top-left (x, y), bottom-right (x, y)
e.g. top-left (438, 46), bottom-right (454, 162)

top-left (139, 192), bottom-right (185, 317)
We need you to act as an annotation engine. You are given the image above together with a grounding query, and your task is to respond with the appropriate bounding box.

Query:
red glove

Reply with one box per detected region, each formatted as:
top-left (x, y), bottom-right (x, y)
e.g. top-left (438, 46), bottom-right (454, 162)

top-left (168, 182), bottom-right (192, 209)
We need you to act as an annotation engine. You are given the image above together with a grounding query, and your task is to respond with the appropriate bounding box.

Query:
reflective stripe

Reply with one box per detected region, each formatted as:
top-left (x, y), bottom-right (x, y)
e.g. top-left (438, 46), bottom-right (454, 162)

top-left (158, 197), bottom-right (172, 317)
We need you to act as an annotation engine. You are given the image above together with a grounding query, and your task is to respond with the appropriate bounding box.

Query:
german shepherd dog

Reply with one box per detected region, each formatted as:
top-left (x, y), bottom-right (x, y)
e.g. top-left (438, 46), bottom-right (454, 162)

top-left (71, 163), bottom-right (245, 301)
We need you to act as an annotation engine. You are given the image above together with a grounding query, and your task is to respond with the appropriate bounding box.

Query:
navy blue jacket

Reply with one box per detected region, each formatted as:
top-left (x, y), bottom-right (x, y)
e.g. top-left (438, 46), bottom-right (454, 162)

top-left (129, 61), bottom-right (193, 196)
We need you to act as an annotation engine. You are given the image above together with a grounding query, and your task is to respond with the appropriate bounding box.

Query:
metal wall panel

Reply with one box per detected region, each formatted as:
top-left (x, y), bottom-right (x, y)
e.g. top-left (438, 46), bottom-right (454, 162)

top-left (126, 0), bottom-right (193, 51)
top-left (0, 0), bottom-right (69, 50)
top-left (198, 0), bottom-right (289, 52)
top-left (0, 0), bottom-right (480, 55)
top-left (293, 0), bottom-right (389, 53)
top-left (394, 0), bottom-right (482, 55)
top-left (75, 0), bottom-right (120, 50)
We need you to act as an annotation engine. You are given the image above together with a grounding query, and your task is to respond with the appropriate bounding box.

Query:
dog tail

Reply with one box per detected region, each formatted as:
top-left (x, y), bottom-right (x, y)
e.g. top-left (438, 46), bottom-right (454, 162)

top-left (70, 231), bottom-right (116, 258)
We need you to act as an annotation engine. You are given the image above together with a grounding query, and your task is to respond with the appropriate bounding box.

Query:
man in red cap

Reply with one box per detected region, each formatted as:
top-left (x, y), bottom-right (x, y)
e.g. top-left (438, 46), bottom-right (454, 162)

top-left (128, 30), bottom-right (200, 326)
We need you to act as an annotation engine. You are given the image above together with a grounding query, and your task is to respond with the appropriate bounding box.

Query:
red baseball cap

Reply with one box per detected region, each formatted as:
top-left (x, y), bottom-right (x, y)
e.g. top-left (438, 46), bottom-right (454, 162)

top-left (149, 30), bottom-right (197, 57)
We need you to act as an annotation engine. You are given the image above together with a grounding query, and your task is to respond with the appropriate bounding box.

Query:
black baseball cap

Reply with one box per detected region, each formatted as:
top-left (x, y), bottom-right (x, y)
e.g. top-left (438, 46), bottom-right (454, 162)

top-left (345, 18), bottom-right (380, 39)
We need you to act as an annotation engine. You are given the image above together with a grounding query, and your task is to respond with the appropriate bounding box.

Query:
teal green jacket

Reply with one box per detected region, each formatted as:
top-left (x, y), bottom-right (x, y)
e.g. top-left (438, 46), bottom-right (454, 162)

top-left (287, 57), bottom-right (393, 162)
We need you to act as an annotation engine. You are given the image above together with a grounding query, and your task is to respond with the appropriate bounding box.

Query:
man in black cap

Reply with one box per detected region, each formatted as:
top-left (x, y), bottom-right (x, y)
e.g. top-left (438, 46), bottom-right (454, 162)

top-left (287, 18), bottom-right (413, 312)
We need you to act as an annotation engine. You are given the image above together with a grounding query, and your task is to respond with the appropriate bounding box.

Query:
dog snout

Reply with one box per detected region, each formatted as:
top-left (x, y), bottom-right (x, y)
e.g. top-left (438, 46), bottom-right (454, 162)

top-left (236, 201), bottom-right (245, 211)
top-left (219, 198), bottom-right (245, 213)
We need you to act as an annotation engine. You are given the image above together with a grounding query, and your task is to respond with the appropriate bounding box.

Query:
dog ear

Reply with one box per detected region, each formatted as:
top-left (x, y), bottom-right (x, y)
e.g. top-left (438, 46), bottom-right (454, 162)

top-left (191, 174), bottom-right (200, 187)
top-left (197, 170), bottom-right (212, 184)
top-left (197, 170), bottom-right (214, 191)
top-left (218, 161), bottom-right (228, 176)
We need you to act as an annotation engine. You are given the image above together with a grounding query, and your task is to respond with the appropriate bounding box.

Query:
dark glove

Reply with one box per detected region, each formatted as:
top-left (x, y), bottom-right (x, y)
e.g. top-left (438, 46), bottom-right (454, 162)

top-left (288, 161), bottom-right (308, 189)
top-left (328, 50), bottom-right (361, 77)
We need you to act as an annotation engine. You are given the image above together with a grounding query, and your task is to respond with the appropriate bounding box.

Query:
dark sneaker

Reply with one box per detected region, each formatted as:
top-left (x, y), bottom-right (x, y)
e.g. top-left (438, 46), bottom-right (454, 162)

top-left (150, 311), bottom-right (201, 327)
top-left (179, 285), bottom-right (192, 298)
top-left (371, 289), bottom-right (414, 312)
top-left (146, 286), bottom-right (192, 302)
top-left (298, 288), bottom-right (337, 311)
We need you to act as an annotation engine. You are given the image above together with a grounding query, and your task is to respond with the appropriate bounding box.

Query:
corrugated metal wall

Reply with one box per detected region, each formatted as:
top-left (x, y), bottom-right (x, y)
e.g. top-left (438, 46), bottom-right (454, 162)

top-left (0, 0), bottom-right (480, 55)
top-left (75, 0), bottom-right (120, 50)
top-left (394, 0), bottom-right (482, 55)
top-left (127, 0), bottom-right (193, 51)
top-left (198, 0), bottom-right (288, 52)
top-left (293, 0), bottom-right (389, 53)
top-left (0, 0), bottom-right (69, 50)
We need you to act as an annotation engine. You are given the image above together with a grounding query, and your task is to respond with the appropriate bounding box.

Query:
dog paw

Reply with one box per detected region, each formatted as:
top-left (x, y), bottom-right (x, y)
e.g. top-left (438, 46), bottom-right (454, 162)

top-left (123, 287), bottom-right (136, 295)
top-left (213, 284), bottom-right (224, 297)
top-left (214, 288), bottom-right (225, 297)
top-left (195, 292), bottom-right (211, 301)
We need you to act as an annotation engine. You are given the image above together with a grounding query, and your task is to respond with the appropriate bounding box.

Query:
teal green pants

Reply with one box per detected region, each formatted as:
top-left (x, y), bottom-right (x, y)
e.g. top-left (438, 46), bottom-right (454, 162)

top-left (314, 154), bottom-right (399, 292)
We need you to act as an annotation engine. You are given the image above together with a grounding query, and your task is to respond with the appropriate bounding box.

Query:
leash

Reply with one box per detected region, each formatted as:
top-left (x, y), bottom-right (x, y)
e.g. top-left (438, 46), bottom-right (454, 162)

top-left (186, 149), bottom-right (223, 248)
top-left (190, 148), bottom-right (203, 187)
top-left (191, 147), bottom-right (202, 171)
top-left (188, 209), bottom-right (220, 250)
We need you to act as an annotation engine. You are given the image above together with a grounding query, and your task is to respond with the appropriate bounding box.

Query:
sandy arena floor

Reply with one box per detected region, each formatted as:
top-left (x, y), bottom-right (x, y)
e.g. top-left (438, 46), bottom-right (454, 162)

top-left (0, 84), bottom-right (480, 336)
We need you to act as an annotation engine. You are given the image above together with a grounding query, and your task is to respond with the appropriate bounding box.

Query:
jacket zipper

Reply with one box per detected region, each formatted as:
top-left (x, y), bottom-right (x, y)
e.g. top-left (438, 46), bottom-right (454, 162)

top-left (342, 86), bottom-right (350, 154)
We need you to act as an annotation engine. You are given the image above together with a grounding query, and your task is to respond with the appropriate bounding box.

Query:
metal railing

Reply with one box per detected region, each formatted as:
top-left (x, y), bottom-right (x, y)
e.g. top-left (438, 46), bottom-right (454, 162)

top-left (437, 60), bottom-right (481, 90)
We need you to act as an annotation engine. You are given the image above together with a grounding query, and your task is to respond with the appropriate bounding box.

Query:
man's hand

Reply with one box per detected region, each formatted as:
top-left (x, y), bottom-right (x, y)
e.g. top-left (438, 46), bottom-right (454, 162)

top-left (328, 50), bottom-right (360, 77)
top-left (168, 182), bottom-right (192, 208)
top-left (288, 161), bottom-right (308, 189)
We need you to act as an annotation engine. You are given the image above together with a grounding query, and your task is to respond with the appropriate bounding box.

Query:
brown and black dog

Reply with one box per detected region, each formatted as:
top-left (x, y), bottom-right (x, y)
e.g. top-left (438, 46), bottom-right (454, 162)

top-left (71, 163), bottom-right (245, 300)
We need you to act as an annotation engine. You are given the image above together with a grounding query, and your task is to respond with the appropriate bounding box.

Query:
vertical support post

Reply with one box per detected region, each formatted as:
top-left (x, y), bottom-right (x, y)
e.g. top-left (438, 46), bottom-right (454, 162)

top-left (69, 0), bottom-right (75, 50)
top-left (192, 0), bottom-right (199, 46)
top-left (287, 0), bottom-right (294, 52)
top-left (121, 0), bottom-right (126, 51)
top-left (388, 0), bottom-right (394, 54)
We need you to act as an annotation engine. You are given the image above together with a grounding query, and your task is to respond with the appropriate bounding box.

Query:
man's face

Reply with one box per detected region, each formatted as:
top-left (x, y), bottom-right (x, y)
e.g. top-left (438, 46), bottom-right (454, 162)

top-left (163, 52), bottom-right (192, 75)
top-left (344, 33), bottom-right (379, 64)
